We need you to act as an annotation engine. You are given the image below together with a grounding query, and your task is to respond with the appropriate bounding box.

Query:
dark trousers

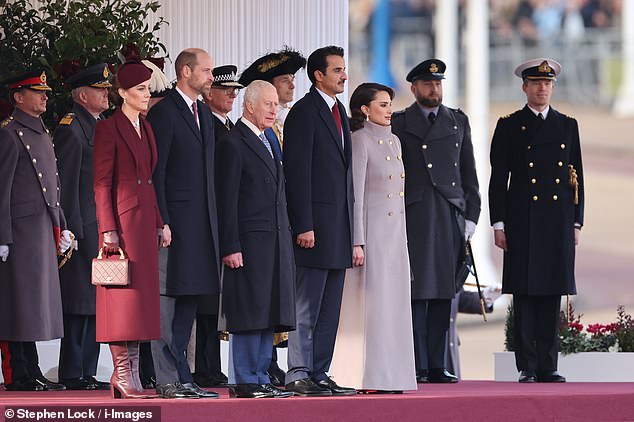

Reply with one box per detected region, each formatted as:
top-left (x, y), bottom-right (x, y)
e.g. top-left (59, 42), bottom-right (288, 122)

top-left (194, 313), bottom-right (222, 376)
top-left (151, 295), bottom-right (198, 385)
top-left (231, 329), bottom-right (274, 384)
top-left (412, 299), bottom-right (452, 372)
top-left (286, 266), bottom-right (345, 384)
top-left (513, 294), bottom-right (561, 373)
top-left (0, 341), bottom-right (42, 384)
top-left (58, 314), bottom-right (100, 380)
top-left (139, 342), bottom-right (155, 382)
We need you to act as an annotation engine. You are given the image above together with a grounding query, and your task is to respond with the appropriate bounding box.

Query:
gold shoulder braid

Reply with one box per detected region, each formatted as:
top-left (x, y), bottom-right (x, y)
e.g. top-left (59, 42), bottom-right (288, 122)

top-left (568, 164), bottom-right (579, 205)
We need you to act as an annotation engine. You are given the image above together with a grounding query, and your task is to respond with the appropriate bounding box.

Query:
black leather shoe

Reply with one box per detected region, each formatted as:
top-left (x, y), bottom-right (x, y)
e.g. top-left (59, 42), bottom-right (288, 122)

top-left (518, 370), bottom-right (537, 383)
top-left (261, 383), bottom-right (293, 398)
top-left (35, 376), bottom-right (66, 391)
top-left (59, 377), bottom-right (92, 390)
top-left (85, 376), bottom-right (110, 390)
top-left (193, 371), bottom-right (227, 387)
top-left (183, 382), bottom-right (219, 398)
top-left (315, 377), bottom-right (356, 396)
top-left (429, 368), bottom-right (458, 383)
top-left (229, 383), bottom-right (273, 398)
top-left (416, 369), bottom-right (430, 383)
top-left (268, 362), bottom-right (287, 387)
top-left (141, 376), bottom-right (156, 389)
top-left (537, 371), bottom-right (566, 383)
top-left (5, 378), bottom-right (44, 391)
top-left (285, 378), bottom-right (332, 396)
top-left (155, 383), bottom-right (200, 399)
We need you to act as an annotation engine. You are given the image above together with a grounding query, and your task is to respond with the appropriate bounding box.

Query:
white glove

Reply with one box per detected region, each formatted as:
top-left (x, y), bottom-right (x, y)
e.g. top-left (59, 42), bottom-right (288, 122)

top-left (464, 219), bottom-right (477, 240)
top-left (58, 230), bottom-right (73, 253)
top-left (483, 284), bottom-right (502, 307)
top-left (0, 245), bottom-right (8, 262)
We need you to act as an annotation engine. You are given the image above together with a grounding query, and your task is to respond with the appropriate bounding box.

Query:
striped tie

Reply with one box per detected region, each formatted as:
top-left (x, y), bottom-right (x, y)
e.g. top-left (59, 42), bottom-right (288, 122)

top-left (259, 133), bottom-right (274, 158)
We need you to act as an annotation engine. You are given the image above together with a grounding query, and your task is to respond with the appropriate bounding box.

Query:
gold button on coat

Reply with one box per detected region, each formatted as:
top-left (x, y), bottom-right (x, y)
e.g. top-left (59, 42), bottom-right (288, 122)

top-left (527, 145), bottom-right (531, 150)
top-left (378, 140), bottom-right (384, 145)
top-left (26, 145), bottom-right (31, 150)
top-left (386, 156), bottom-right (391, 161)
top-left (42, 187), bottom-right (47, 192)
top-left (388, 194), bottom-right (393, 198)
top-left (529, 162), bottom-right (534, 167)
top-left (422, 145), bottom-right (427, 149)
top-left (388, 212), bottom-right (394, 216)
top-left (427, 163), bottom-right (432, 168)
top-left (397, 155), bottom-right (401, 160)
top-left (531, 178), bottom-right (536, 184)
top-left (399, 192), bottom-right (404, 197)
top-left (553, 195), bottom-right (558, 200)
top-left (558, 161), bottom-right (563, 167)
top-left (38, 172), bottom-right (43, 178)
top-left (400, 172), bottom-right (405, 178)
top-left (533, 195), bottom-right (538, 201)
top-left (560, 144), bottom-right (566, 149)
top-left (555, 178), bottom-right (560, 184)
top-left (388, 174), bottom-right (393, 180)
top-left (32, 158), bottom-right (37, 164)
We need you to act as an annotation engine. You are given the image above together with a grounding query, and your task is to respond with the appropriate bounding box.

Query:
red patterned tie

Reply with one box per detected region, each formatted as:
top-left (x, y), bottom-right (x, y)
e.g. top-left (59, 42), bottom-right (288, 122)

top-left (332, 103), bottom-right (343, 141)
top-left (192, 101), bottom-right (198, 125)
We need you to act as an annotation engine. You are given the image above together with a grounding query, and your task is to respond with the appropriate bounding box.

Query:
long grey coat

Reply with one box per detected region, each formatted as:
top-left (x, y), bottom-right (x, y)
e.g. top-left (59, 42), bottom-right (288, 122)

top-left (0, 109), bottom-right (66, 341)
top-left (330, 122), bottom-right (416, 390)
top-left (392, 103), bottom-right (480, 300)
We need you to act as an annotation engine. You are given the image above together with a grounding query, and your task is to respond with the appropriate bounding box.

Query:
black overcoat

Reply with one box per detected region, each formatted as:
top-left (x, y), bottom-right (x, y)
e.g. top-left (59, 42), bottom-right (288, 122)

top-left (488, 106), bottom-right (584, 295)
top-left (215, 120), bottom-right (296, 333)
top-left (197, 113), bottom-right (233, 315)
top-left (53, 103), bottom-right (100, 315)
top-left (283, 87), bottom-right (354, 269)
top-left (392, 103), bottom-right (480, 300)
top-left (147, 89), bottom-right (220, 296)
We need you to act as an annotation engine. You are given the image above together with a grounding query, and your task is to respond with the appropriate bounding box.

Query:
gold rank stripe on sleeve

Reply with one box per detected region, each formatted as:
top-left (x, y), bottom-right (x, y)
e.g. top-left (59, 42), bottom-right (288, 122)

top-left (1, 116), bottom-right (13, 128)
top-left (59, 113), bottom-right (75, 125)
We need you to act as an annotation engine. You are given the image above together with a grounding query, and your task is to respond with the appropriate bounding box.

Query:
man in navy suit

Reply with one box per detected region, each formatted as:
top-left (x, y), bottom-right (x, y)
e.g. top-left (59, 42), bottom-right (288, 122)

top-left (215, 80), bottom-right (296, 399)
top-left (283, 45), bottom-right (356, 396)
top-left (147, 48), bottom-right (220, 399)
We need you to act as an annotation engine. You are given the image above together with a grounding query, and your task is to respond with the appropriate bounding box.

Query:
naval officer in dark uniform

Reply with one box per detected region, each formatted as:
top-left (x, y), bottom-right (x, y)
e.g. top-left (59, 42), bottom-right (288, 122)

top-left (53, 64), bottom-right (112, 390)
top-left (488, 58), bottom-right (584, 383)
top-left (0, 70), bottom-right (73, 391)
top-left (391, 59), bottom-right (480, 384)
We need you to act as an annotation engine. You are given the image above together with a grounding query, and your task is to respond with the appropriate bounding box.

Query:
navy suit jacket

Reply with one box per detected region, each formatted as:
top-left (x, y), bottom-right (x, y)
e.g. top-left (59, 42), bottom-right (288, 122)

top-left (147, 89), bottom-right (220, 295)
top-left (283, 86), bottom-right (353, 269)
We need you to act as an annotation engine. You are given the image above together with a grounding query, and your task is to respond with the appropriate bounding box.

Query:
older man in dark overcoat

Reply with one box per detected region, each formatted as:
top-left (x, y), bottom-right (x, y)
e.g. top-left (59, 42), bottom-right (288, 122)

top-left (0, 70), bottom-right (72, 391)
top-left (216, 80), bottom-right (295, 399)
top-left (147, 48), bottom-right (220, 399)
top-left (391, 59), bottom-right (480, 384)
top-left (53, 64), bottom-right (111, 391)
top-left (489, 58), bottom-right (584, 383)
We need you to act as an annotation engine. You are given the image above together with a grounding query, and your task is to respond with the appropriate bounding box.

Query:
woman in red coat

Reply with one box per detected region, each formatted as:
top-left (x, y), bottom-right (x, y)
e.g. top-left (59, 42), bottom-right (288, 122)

top-left (93, 61), bottom-right (165, 399)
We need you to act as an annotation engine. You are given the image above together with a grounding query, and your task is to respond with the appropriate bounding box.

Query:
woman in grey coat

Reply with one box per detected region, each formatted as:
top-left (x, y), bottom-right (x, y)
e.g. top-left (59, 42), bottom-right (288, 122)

top-left (330, 83), bottom-right (416, 393)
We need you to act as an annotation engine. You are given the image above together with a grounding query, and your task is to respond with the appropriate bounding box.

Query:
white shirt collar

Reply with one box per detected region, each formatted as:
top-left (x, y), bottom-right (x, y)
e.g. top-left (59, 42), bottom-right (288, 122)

top-left (175, 86), bottom-right (196, 109)
top-left (212, 111), bottom-right (228, 123)
top-left (527, 104), bottom-right (550, 119)
top-left (315, 87), bottom-right (337, 110)
top-left (240, 116), bottom-right (265, 138)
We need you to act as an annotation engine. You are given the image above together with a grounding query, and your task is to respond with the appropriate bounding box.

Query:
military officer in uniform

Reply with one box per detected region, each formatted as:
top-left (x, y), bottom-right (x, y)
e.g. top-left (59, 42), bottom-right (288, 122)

top-left (488, 58), bottom-right (584, 383)
top-left (391, 59), bottom-right (480, 384)
top-left (239, 47), bottom-right (306, 160)
top-left (0, 70), bottom-right (73, 391)
top-left (53, 64), bottom-right (112, 390)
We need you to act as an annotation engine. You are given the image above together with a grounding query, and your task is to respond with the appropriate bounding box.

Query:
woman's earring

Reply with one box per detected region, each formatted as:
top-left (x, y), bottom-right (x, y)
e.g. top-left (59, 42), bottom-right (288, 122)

top-left (365, 113), bottom-right (369, 121)
top-left (123, 97), bottom-right (127, 104)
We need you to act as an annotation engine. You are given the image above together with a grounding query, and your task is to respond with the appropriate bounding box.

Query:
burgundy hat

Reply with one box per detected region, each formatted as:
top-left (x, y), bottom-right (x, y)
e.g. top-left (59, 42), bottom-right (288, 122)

top-left (117, 61), bottom-right (153, 89)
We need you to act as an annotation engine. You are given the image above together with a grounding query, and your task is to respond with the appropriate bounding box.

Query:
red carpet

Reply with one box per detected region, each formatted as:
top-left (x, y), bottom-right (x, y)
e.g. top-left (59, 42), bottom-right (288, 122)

top-left (2, 381), bottom-right (634, 421)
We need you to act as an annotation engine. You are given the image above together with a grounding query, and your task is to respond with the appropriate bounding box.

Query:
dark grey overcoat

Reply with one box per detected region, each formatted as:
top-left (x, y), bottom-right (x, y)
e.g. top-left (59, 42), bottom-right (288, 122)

top-left (147, 89), bottom-right (220, 296)
top-left (0, 108), bottom-right (66, 341)
top-left (392, 103), bottom-right (480, 300)
top-left (215, 121), bottom-right (296, 333)
top-left (53, 103), bottom-right (100, 315)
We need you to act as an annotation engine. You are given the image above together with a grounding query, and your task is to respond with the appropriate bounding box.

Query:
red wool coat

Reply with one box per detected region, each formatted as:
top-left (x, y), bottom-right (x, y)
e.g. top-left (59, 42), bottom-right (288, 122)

top-left (93, 109), bottom-right (163, 342)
